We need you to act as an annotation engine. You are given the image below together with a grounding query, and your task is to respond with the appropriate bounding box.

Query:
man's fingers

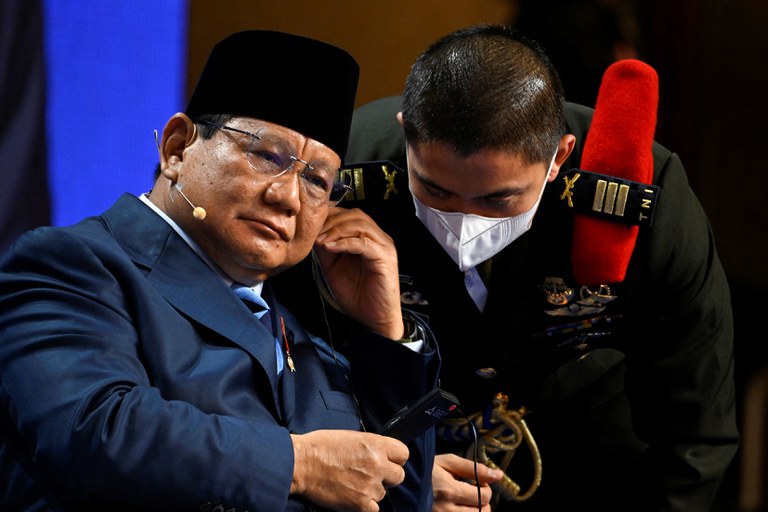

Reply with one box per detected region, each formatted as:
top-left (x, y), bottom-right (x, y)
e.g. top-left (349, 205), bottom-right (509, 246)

top-left (384, 437), bottom-right (410, 466)
top-left (291, 431), bottom-right (411, 511)
top-left (317, 207), bottom-right (392, 246)
top-left (316, 232), bottom-right (380, 256)
top-left (435, 453), bottom-right (503, 484)
top-left (380, 436), bottom-right (408, 487)
top-left (382, 463), bottom-right (406, 488)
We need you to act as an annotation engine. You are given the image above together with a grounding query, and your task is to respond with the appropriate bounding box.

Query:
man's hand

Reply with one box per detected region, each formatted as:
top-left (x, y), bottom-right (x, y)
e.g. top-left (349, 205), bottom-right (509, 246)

top-left (314, 207), bottom-right (404, 340)
top-left (290, 430), bottom-right (409, 512)
top-left (432, 453), bottom-right (503, 512)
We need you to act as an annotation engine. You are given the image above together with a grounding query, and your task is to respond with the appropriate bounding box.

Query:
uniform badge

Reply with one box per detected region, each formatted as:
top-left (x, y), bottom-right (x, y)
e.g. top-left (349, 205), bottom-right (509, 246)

top-left (401, 290), bottom-right (429, 306)
top-left (399, 274), bottom-right (429, 306)
top-left (541, 277), bottom-right (617, 317)
top-left (535, 279), bottom-right (623, 357)
top-left (558, 168), bottom-right (660, 227)
top-left (339, 160), bottom-right (407, 203)
top-left (541, 276), bottom-right (574, 306)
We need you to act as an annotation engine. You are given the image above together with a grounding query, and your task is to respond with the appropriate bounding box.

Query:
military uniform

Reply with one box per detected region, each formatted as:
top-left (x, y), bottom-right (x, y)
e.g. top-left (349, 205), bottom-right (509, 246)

top-left (274, 96), bottom-right (738, 511)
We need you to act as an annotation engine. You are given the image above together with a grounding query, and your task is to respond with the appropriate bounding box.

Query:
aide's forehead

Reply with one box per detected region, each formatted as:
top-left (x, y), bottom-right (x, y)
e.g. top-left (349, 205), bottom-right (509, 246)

top-left (407, 140), bottom-right (549, 193)
top-left (408, 140), bottom-right (534, 171)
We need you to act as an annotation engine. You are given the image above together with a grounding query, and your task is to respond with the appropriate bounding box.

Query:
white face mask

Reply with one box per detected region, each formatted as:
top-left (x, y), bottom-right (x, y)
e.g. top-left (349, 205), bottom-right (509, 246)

top-left (412, 151), bottom-right (556, 272)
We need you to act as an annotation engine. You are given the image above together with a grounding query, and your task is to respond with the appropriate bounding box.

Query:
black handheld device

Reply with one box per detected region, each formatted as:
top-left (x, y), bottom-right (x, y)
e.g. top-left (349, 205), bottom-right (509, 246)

top-left (377, 388), bottom-right (461, 444)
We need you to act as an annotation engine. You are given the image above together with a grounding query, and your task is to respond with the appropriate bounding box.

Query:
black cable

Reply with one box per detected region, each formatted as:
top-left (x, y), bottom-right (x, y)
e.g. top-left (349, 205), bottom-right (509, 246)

top-left (315, 267), bottom-right (402, 510)
top-left (457, 408), bottom-right (482, 512)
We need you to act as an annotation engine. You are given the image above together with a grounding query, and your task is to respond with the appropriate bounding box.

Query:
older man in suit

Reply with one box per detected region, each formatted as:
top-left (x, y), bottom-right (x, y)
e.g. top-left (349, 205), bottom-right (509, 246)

top-left (0, 31), bottom-right (438, 511)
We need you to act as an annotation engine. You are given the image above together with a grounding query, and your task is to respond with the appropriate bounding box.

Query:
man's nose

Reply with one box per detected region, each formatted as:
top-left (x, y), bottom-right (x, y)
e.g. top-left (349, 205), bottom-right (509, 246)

top-left (265, 170), bottom-right (302, 214)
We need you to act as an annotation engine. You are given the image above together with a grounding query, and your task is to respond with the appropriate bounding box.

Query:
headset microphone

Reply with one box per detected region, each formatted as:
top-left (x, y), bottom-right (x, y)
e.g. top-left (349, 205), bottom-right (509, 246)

top-left (155, 130), bottom-right (207, 220)
top-left (174, 184), bottom-right (207, 220)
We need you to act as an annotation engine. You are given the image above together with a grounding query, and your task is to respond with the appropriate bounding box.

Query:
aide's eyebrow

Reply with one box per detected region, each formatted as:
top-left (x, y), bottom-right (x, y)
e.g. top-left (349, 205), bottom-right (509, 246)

top-left (413, 168), bottom-right (527, 200)
top-left (479, 186), bottom-right (527, 200)
top-left (413, 170), bottom-right (453, 195)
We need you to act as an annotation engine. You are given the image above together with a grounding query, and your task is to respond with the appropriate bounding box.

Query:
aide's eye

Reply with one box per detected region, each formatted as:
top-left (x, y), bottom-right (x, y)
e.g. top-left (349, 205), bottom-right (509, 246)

top-left (422, 183), bottom-right (450, 198)
top-left (483, 196), bottom-right (514, 207)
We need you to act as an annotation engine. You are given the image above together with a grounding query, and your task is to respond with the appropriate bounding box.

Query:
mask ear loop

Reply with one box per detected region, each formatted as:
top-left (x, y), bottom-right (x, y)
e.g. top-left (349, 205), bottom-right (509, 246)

top-left (545, 146), bottom-right (559, 181)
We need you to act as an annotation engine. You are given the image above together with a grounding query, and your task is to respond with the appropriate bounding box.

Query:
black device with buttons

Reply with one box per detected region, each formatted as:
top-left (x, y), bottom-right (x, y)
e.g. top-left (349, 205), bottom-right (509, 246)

top-left (377, 388), bottom-right (461, 444)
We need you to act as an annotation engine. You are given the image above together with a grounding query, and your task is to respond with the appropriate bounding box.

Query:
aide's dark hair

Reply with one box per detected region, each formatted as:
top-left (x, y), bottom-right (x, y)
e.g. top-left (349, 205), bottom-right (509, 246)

top-left (402, 24), bottom-right (566, 164)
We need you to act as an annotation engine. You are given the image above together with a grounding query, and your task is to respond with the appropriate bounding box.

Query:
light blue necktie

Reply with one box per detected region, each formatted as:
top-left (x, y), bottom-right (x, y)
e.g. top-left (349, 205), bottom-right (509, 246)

top-left (231, 284), bottom-right (284, 374)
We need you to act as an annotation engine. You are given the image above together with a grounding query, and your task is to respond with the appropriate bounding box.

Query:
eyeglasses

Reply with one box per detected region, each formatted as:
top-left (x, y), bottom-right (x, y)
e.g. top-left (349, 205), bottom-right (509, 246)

top-left (199, 120), bottom-right (351, 207)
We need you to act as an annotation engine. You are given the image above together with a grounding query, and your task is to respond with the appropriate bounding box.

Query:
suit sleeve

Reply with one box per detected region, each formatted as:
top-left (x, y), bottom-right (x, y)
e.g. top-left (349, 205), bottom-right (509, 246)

top-left (0, 228), bottom-right (294, 511)
top-left (343, 318), bottom-right (440, 511)
top-left (623, 150), bottom-right (739, 511)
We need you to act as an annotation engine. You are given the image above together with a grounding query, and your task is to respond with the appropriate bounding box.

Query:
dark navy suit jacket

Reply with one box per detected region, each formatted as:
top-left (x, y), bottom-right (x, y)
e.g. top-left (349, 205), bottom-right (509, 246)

top-left (0, 194), bottom-right (438, 511)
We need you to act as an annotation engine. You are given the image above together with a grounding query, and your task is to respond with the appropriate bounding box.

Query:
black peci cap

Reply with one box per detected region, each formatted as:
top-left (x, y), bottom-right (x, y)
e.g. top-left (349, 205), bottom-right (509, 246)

top-left (186, 30), bottom-right (359, 160)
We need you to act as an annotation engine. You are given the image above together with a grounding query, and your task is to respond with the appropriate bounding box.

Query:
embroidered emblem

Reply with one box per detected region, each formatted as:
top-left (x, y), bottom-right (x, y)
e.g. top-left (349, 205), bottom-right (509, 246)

top-left (338, 161), bottom-right (406, 203)
top-left (560, 172), bottom-right (581, 208)
top-left (381, 166), bottom-right (399, 200)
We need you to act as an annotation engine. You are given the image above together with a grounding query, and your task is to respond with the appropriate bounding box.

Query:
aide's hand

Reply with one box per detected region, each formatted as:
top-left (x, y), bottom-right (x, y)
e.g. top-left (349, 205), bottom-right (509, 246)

top-left (290, 430), bottom-right (409, 512)
top-left (314, 207), bottom-right (403, 340)
top-left (432, 453), bottom-right (503, 512)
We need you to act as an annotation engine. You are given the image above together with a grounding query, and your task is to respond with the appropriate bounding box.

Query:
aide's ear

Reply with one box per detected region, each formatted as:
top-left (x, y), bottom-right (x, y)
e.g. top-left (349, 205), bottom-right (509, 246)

top-left (158, 113), bottom-right (198, 182)
top-left (396, 111), bottom-right (404, 127)
top-left (547, 134), bottom-right (577, 182)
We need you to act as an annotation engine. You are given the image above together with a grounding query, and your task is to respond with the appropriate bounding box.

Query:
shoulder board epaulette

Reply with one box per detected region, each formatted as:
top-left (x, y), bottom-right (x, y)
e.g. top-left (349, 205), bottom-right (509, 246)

top-left (558, 168), bottom-right (660, 227)
top-left (339, 160), bottom-right (408, 204)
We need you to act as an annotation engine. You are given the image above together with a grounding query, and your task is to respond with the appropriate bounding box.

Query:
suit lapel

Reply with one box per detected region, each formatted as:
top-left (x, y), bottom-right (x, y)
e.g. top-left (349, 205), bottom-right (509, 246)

top-left (103, 194), bottom-right (281, 399)
top-left (264, 286), bottom-right (296, 424)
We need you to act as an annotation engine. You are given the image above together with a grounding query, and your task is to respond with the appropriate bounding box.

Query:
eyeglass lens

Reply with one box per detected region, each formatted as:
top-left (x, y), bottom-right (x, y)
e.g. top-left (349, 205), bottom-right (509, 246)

top-left (197, 120), bottom-right (351, 206)
top-left (245, 136), bottom-right (350, 205)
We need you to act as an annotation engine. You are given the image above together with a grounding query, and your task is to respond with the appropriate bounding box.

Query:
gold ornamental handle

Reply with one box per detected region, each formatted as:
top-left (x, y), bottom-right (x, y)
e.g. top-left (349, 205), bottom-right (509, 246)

top-left (437, 393), bottom-right (542, 506)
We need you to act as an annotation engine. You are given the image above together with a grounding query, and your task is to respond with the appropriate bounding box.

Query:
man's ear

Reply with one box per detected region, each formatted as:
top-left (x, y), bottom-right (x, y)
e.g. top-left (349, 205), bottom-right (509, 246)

top-left (396, 111), bottom-right (404, 127)
top-left (548, 134), bottom-right (577, 182)
top-left (158, 113), bottom-right (198, 182)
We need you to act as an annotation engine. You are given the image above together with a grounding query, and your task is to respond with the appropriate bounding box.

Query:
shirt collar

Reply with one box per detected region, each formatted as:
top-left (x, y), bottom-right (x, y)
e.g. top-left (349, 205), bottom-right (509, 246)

top-left (138, 193), bottom-right (264, 295)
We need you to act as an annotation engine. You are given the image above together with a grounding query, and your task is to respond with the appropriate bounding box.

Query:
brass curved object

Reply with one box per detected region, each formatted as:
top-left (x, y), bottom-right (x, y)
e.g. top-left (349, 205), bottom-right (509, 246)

top-left (437, 393), bottom-right (542, 506)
